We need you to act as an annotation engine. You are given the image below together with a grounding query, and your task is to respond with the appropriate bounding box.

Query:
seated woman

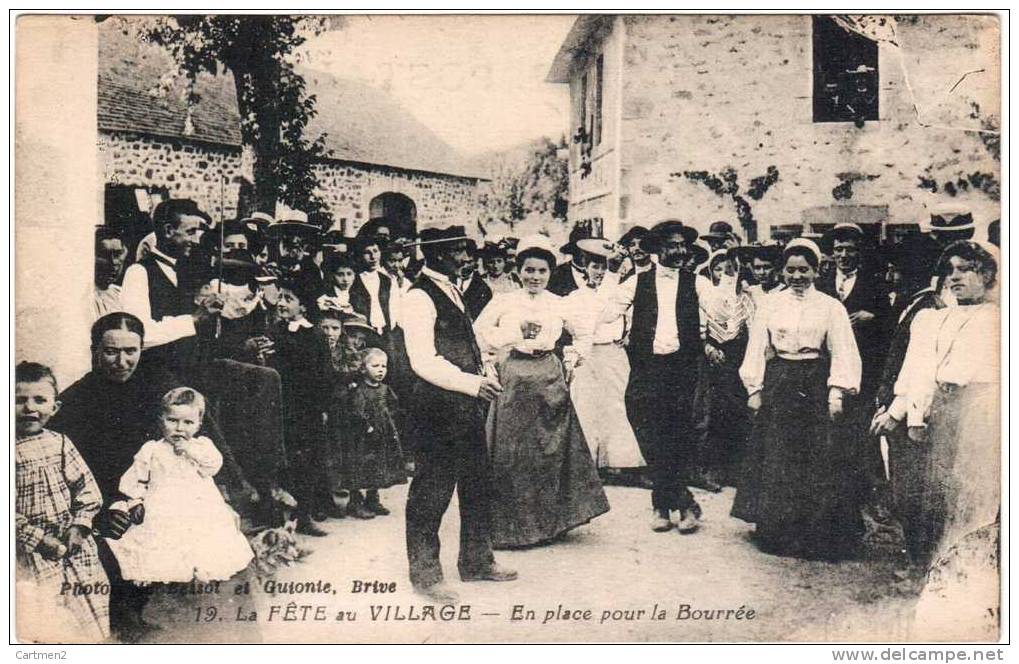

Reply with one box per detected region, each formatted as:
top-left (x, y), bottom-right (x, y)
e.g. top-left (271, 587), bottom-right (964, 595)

top-left (475, 234), bottom-right (609, 549)
top-left (732, 238), bottom-right (863, 561)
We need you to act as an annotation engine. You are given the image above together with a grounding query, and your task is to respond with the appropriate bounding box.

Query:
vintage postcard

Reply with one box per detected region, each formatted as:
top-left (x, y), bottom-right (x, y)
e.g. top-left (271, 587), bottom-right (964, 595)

top-left (13, 12), bottom-right (1003, 646)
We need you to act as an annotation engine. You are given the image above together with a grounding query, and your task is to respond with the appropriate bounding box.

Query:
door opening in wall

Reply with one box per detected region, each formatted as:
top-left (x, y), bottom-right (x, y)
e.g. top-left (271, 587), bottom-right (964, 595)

top-left (368, 192), bottom-right (418, 238)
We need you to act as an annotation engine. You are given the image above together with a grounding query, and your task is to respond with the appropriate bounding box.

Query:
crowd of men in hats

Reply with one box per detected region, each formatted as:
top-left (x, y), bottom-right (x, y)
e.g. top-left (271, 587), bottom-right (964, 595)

top-left (16, 194), bottom-right (1001, 640)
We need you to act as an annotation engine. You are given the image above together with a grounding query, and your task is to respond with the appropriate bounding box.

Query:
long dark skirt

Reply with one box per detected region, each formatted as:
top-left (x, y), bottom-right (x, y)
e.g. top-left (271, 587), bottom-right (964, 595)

top-left (732, 358), bottom-right (861, 560)
top-left (703, 336), bottom-right (751, 485)
top-left (486, 351), bottom-right (609, 548)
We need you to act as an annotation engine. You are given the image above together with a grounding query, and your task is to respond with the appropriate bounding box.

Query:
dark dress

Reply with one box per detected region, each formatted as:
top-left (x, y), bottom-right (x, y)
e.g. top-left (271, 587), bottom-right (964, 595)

top-left (732, 358), bottom-right (862, 559)
top-left (267, 321), bottom-right (332, 514)
top-left (477, 290), bottom-right (609, 548)
top-left (730, 287), bottom-right (863, 560)
top-left (329, 382), bottom-right (407, 492)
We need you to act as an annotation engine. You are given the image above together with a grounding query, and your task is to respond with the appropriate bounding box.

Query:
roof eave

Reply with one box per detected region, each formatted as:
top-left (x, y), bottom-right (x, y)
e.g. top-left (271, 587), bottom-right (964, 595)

top-left (545, 15), bottom-right (615, 84)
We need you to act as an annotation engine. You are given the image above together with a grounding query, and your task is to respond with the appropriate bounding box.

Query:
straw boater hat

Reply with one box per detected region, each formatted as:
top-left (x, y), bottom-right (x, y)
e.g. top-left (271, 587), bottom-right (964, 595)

top-left (265, 209), bottom-right (321, 239)
top-left (829, 222), bottom-right (865, 243)
top-left (414, 225), bottom-right (471, 247)
top-left (575, 238), bottom-right (616, 260)
top-left (926, 205), bottom-right (976, 233)
top-left (241, 211), bottom-right (275, 236)
top-left (559, 225), bottom-right (593, 255)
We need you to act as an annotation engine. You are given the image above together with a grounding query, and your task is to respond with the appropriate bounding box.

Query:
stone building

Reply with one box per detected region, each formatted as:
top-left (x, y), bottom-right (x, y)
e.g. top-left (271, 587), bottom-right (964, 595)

top-left (547, 15), bottom-right (1000, 242)
top-left (98, 22), bottom-right (486, 238)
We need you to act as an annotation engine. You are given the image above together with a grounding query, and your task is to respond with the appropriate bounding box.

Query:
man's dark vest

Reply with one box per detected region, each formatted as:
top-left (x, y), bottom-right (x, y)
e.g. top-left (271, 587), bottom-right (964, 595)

top-left (406, 275), bottom-right (485, 451)
top-left (461, 275), bottom-right (493, 321)
top-left (350, 270), bottom-right (393, 331)
top-left (627, 267), bottom-right (702, 363)
top-left (139, 254), bottom-right (197, 372)
top-left (141, 255), bottom-right (193, 319)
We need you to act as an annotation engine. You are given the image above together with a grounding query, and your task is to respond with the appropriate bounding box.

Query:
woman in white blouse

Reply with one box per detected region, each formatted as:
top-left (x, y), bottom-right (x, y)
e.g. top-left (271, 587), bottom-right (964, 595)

top-left (563, 239), bottom-right (646, 477)
top-left (475, 235), bottom-right (610, 548)
top-left (731, 238), bottom-right (863, 561)
top-left (698, 248), bottom-right (756, 487)
top-left (872, 240), bottom-right (999, 568)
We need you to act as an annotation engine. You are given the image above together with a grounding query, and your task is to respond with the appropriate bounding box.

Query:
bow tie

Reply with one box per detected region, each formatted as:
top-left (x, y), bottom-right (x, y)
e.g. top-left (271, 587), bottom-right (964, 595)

top-left (658, 267), bottom-right (679, 280)
top-left (287, 318), bottom-right (313, 332)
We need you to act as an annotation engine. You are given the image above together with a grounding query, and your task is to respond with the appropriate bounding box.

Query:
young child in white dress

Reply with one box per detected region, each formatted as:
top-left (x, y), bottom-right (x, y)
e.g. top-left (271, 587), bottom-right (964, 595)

top-left (106, 387), bottom-right (253, 583)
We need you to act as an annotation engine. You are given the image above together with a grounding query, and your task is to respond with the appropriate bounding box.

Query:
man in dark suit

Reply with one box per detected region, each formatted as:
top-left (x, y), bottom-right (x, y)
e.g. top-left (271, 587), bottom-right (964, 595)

top-left (818, 222), bottom-right (890, 507)
top-left (402, 226), bottom-right (517, 604)
top-left (457, 240), bottom-right (493, 320)
top-left (547, 226), bottom-right (590, 296)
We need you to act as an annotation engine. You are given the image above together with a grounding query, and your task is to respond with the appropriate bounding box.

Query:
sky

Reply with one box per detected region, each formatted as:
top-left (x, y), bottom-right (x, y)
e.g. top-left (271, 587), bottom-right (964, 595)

top-left (301, 15), bottom-right (576, 156)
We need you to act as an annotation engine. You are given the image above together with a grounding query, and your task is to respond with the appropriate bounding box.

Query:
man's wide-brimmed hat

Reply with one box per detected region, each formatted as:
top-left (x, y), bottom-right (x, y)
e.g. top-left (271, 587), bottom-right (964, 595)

top-left (735, 243), bottom-right (782, 265)
top-left (703, 220), bottom-right (736, 240)
top-left (480, 240), bottom-right (508, 259)
top-left (644, 219), bottom-right (699, 252)
top-left (690, 239), bottom-right (711, 268)
top-left (618, 225), bottom-right (650, 247)
top-left (222, 219), bottom-right (256, 243)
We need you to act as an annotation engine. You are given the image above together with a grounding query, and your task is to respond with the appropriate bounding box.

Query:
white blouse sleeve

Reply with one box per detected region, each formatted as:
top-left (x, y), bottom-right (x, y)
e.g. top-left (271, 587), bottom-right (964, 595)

top-left (825, 298), bottom-right (862, 395)
top-left (739, 296), bottom-right (771, 396)
top-left (118, 441), bottom-right (156, 500)
top-left (561, 294), bottom-right (595, 362)
top-left (893, 309), bottom-right (939, 427)
top-left (474, 293), bottom-right (521, 353)
top-left (181, 436), bottom-right (223, 478)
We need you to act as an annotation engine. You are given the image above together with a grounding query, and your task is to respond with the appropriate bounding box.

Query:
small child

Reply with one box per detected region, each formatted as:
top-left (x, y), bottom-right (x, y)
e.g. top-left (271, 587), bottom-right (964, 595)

top-left (106, 388), bottom-right (253, 583)
top-left (272, 278), bottom-right (333, 534)
top-left (317, 251), bottom-right (358, 314)
top-left (330, 348), bottom-right (407, 519)
top-left (15, 362), bottom-right (110, 642)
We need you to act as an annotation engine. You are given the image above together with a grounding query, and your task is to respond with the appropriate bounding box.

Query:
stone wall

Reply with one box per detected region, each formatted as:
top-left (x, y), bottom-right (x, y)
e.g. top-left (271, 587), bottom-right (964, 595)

top-left (576, 15), bottom-right (999, 240)
top-left (99, 130), bottom-right (483, 234)
top-left (312, 162), bottom-right (483, 236)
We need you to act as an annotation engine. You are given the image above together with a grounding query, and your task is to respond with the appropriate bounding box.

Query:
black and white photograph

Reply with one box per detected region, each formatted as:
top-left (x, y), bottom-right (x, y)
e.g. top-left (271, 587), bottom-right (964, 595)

top-left (13, 11), bottom-right (1004, 648)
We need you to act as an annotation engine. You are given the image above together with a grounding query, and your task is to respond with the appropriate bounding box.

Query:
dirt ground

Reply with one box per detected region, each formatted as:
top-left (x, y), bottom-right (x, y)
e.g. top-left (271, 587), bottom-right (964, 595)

top-left (139, 484), bottom-right (936, 644)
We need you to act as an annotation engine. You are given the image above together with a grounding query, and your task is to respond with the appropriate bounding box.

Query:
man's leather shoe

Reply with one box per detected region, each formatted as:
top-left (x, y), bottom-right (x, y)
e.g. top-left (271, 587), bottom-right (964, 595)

top-left (461, 563), bottom-right (518, 582)
top-left (414, 583), bottom-right (460, 605)
top-left (651, 509), bottom-right (673, 532)
top-left (296, 520), bottom-right (328, 537)
top-left (676, 508), bottom-right (701, 534)
top-left (690, 472), bottom-right (723, 493)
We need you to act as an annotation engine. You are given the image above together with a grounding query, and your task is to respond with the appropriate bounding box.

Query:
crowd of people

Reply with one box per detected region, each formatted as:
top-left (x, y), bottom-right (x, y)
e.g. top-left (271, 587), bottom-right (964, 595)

top-left (16, 198), bottom-right (1001, 641)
